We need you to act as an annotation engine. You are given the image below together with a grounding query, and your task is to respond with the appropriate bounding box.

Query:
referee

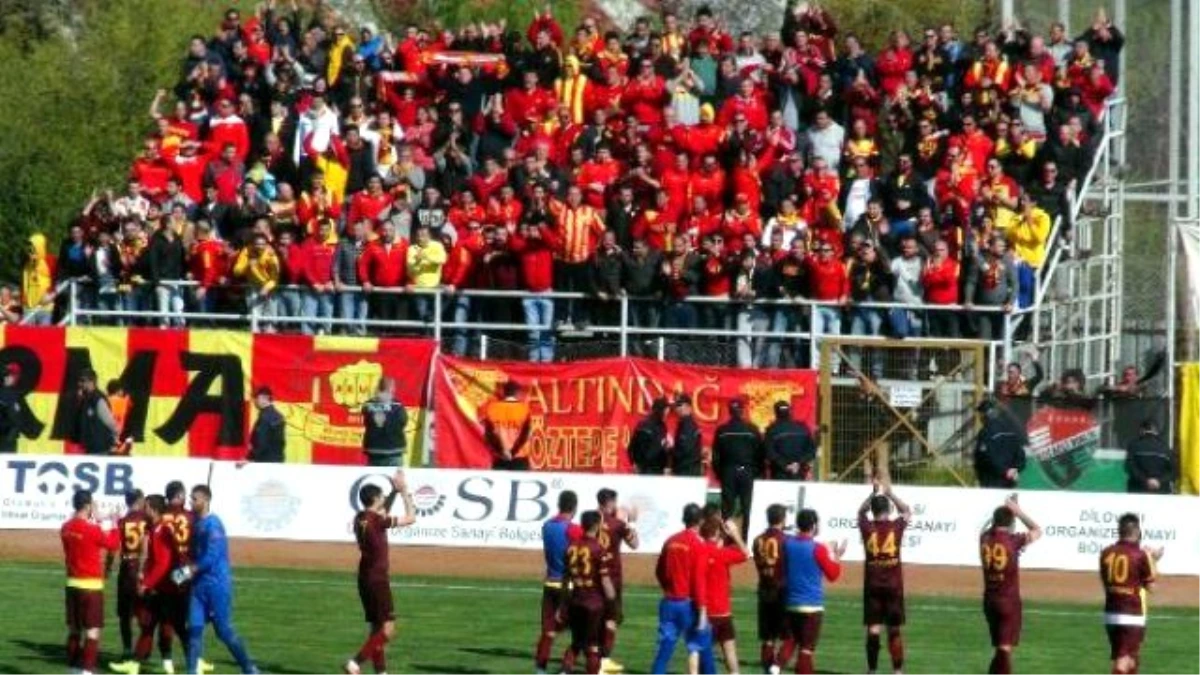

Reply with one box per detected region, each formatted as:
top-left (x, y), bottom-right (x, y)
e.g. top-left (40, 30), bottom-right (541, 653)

top-left (712, 400), bottom-right (763, 534)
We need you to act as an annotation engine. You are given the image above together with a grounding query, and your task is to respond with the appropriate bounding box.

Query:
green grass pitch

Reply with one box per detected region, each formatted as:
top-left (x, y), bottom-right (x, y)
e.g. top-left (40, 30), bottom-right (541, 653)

top-left (0, 561), bottom-right (1195, 674)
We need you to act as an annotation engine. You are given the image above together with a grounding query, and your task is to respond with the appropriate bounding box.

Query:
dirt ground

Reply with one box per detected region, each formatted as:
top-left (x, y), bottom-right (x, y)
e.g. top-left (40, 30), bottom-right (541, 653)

top-left (3, 531), bottom-right (1195, 608)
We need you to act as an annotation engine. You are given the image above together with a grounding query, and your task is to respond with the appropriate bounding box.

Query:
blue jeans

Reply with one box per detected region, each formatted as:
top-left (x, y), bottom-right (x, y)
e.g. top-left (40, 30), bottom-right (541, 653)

top-left (278, 288), bottom-right (304, 333)
top-left (1016, 262), bottom-right (1037, 308)
top-left (447, 294), bottom-right (471, 356)
top-left (522, 295), bottom-right (554, 362)
top-left (303, 289), bottom-right (335, 335)
top-left (890, 308), bottom-right (923, 337)
top-left (338, 291), bottom-right (368, 335)
top-left (813, 306), bottom-right (842, 336)
top-left (155, 285), bottom-right (185, 328)
top-left (188, 582), bottom-right (254, 674)
top-left (651, 598), bottom-right (715, 674)
top-left (850, 307), bottom-right (884, 335)
top-left (411, 294), bottom-right (434, 327)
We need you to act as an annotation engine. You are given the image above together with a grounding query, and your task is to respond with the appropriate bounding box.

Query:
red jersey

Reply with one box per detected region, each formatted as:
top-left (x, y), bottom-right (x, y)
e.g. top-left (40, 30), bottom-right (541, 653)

top-left (355, 509), bottom-right (396, 583)
top-left (806, 256), bottom-right (849, 300)
top-left (1100, 541), bottom-right (1157, 623)
top-left (704, 541), bottom-right (749, 617)
top-left (567, 537), bottom-right (612, 609)
top-left (753, 528), bottom-right (788, 601)
top-left (117, 509), bottom-right (151, 568)
top-left (141, 521), bottom-right (184, 594)
top-left (980, 529), bottom-right (1029, 603)
top-left (656, 529), bottom-right (709, 608)
top-left (921, 258), bottom-right (960, 304)
top-left (160, 506), bottom-right (195, 564)
top-left (358, 240), bottom-right (410, 287)
top-left (598, 513), bottom-right (631, 582)
top-left (858, 513), bottom-right (907, 593)
top-left (61, 516), bottom-right (119, 590)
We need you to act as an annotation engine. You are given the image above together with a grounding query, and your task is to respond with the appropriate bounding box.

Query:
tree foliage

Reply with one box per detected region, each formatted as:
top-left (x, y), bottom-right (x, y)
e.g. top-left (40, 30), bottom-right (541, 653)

top-left (0, 0), bottom-right (237, 281)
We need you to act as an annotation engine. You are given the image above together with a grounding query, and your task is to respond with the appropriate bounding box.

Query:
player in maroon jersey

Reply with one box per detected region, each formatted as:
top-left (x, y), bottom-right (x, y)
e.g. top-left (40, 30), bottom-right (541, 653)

top-left (113, 494), bottom-right (192, 675)
top-left (753, 504), bottom-right (790, 675)
top-left (560, 510), bottom-right (617, 675)
top-left (856, 483), bottom-right (912, 675)
top-left (1100, 513), bottom-right (1164, 674)
top-left (108, 490), bottom-right (150, 671)
top-left (596, 488), bottom-right (640, 673)
top-left (344, 471), bottom-right (417, 675)
top-left (979, 496), bottom-right (1042, 674)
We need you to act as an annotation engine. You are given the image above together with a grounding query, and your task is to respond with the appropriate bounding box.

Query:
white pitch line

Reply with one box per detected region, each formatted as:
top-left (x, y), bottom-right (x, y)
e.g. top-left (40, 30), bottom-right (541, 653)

top-left (3, 565), bottom-right (1195, 622)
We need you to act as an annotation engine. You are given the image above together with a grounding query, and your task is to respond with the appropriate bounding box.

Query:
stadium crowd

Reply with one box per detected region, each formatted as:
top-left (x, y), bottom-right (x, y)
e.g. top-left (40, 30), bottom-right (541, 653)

top-left (10, 0), bottom-right (1124, 362)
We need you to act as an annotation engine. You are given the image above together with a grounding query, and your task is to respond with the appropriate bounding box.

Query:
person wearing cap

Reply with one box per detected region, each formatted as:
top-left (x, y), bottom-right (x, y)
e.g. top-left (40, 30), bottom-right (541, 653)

top-left (74, 369), bottom-right (119, 456)
top-left (712, 400), bottom-right (764, 534)
top-left (0, 363), bottom-right (23, 453)
top-left (670, 394), bottom-right (704, 476)
top-left (973, 398), bottom-right (1028, 489)
top-left (245, 387), bottom-right (285, 464)
top-left (362, 377), bottom-right (408, 467)
top-left (628, 397), bottom-right (670, 474)
top-left (764, 400), bottom-right (817, 481)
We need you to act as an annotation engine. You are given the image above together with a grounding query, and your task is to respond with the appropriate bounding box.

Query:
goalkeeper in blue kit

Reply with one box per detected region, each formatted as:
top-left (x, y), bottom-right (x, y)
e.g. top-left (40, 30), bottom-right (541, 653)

top-left (173, 485), bottom-right (257, 674)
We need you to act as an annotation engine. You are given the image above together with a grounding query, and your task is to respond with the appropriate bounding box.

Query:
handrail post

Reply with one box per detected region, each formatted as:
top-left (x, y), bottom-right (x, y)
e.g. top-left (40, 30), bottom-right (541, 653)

top-left (249, 294), bottom-right (260, 333)
top-left (1001, 311), bottom-right (1014, 368)
top-left (433, 289), bottom-right (443, 344)
top-left (657, 336), bottom-right (665, 361)
top-left (618, 295), bottom-right (629, 357)
top-left (67, 280), bottom-right (78, 326)
top-left (480, 334), bottom-right (489, 360)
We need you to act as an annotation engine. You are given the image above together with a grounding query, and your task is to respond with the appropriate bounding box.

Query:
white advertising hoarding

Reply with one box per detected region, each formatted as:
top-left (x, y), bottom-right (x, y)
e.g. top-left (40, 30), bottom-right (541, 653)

top-left (747, 481), bottom-right (1200, 576)
top-left (208, 462), bottom-right (709, 554)
top-left (0, 455), bottom-right (212, 530)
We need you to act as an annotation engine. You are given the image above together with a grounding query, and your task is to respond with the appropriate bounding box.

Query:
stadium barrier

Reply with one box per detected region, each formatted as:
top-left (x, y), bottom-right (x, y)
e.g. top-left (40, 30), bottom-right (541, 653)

top-left (748, 480), bottom-right (1199, 575)
top-left (0, 454), bottom-right (705, 555)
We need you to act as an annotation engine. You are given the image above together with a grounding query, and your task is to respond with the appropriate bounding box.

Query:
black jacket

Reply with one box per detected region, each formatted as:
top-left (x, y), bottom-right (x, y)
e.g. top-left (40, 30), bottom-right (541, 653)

top-left (764, 416), bottom-right (816, 479)
top-left (628, 415), bottom-right (668, 474)
top-left (248, 405), bottom-right (286, 463)
top-left (362, 398), bottom-right (408, 459)
top-left (672, 415), bottom-right (704, 476)
top-left (147, 232), bottom-right (186, 283)
top-left (712, 417), bottom-right (764, 477)
top-left (974, 412), bottom-right (1028, 488)
top-left (1125, 433), bottom-right (1175, 494)
top-left (590, 249), bottom-right (625, 296)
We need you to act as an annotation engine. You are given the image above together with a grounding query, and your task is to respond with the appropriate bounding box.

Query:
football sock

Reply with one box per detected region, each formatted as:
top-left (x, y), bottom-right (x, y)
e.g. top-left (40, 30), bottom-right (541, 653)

top-left (135, 631), bottom-right (155, 661)
top-left (67, 634), bottom-right (81, 669)
top-left (121, 616), bottom-right (134, 657)
top-left (585, 650), bottom-right (601, 674)
top-left (561, 647), bottom-right (577, 673)
top-left (534, 634), bottom-right (553, 670)
top-left (355, 632), bottom-right (386, 666)
top-left (760, 642), bottom-right (776, 671)
top-left (602, 625), bottom-right (616, 657)
top-left (796, 651), bottom-right (814, 674)
top-left (888, 633), bottom-right (905, 671)
top-left (83, 637), bottom-right (100, 673)
top-left (158, 627), bottom-right (174, 661)
top-left (777, 637), bottom-right (796, 670)
top-left (866, 634), bottom-right (881, 671)
top-left (370, 639), bottom-right (387, 674)
top-left (988, 649), bottom-right (1012, 674)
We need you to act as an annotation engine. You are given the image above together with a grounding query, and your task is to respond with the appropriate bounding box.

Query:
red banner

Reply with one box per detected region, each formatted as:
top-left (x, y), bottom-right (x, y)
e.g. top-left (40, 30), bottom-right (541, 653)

top-left (0, 326), bottom-right (435, 464)
top-left (433, 356), bottom-right (818, 473)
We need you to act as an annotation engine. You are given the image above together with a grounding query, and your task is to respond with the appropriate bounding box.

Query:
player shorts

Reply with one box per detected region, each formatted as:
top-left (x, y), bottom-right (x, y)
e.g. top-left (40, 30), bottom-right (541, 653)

top-left (710, 615), bottom-right (736, 643)
top-left (983, 599), bottom-right (1022, 647)
top-left (786, 611), bottom-right (823, 652)
top-left (541, 585), bottom-right (568, 633)
top-left (148, 592), bottom-right (187, 632)
top-left (1106, 625), bottom-right (1145, 660)
top-left (757, 598), bottom-right (786, 641)
top-left (863, 586), bottom-right (906, 626)
top-left (604, 584), bottom-right (624, 625)
top-left (65, 587), bottom-right (104, 631)
top-left (358, 577), bottom-right (395, 625)
top-left (568, 602), bottom-right (604, 650)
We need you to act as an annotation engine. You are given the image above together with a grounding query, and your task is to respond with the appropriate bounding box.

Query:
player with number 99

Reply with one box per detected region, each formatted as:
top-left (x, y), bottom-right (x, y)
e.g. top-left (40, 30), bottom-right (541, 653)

top-left (979, 495), bottom-right (1042, 674)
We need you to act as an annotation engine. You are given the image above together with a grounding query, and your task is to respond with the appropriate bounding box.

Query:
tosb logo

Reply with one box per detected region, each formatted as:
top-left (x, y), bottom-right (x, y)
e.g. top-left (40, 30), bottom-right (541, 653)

top-left (6, 460), bottom-right (135, 497)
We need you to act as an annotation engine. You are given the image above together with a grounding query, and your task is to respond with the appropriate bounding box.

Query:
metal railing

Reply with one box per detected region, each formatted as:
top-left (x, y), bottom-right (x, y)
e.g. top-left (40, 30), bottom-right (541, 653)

top-left (63, 277), bottom-right (1025, 371)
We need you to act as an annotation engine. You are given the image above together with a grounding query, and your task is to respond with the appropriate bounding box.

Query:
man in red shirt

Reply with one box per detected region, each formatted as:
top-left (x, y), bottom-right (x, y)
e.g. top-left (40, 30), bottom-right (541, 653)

top-left (702, 510), bottom-right (751, 675)
top-left (357, 218), bottom-right (410, 330)
top-left (806, 241), bottom-right (848, 335)
top-left (302, 218), bottom-right (339, 335)
top-left (61, 489), bottom-right (120, 675)
top-left (346, 176), bottom-right (393, 230)
top-left (651, 503), bottom-right (713, 675)
top-left (550, 186), bottom-right (606, 328)
top-left (921, 239), bottom-right (961, 337)
top-left (577, 145), bottom-right (623, 210)
top-left (857, 484), bottom-right (913, 675)
top-left (511, 218), bottom-right (560, 362)
top-left (131, 140), bottom-right (174, 202)
top-left (622, 59), bottom-right (670, 127)
top-left (980, 496), bottom-right (1043, 675)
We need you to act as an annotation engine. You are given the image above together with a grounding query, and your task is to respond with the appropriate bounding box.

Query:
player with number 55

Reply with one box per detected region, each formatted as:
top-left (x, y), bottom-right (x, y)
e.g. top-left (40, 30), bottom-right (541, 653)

top-left (979, 495), bottom-right (1043, 675)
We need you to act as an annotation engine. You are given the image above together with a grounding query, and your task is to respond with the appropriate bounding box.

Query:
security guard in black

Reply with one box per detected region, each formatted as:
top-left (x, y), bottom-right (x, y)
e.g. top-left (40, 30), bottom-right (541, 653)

top-left (763, 400), bottom-right (816, 480)
top-left (712, 400), bottom-right (763, 525)
top-left (670, 393), bottom-right (703, 476)
top-left (629, 397), bottom-right (669, 474)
